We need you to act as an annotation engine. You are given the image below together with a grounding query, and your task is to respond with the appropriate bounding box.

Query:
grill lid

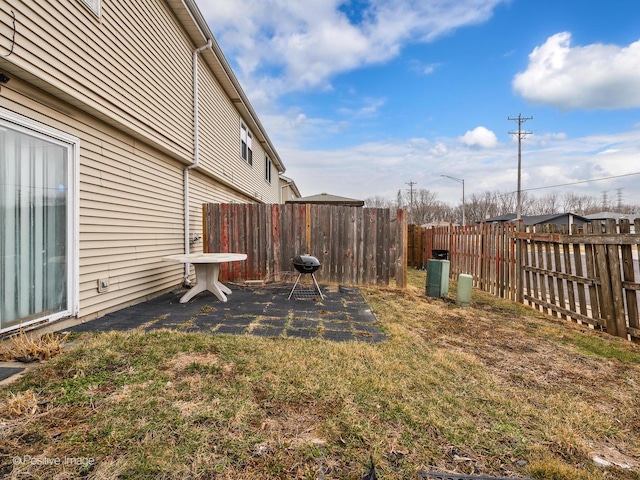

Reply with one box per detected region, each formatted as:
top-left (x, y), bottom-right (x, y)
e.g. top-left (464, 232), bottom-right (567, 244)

top-left (292, 254), bottom-right (322, 273)
top-left (292, 254), bottom-right (321, 267)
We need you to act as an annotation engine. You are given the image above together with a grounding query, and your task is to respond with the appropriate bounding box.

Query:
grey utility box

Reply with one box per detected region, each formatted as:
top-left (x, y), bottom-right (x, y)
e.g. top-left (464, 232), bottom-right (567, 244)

top-left (426, 259), bottom-right (450, 298)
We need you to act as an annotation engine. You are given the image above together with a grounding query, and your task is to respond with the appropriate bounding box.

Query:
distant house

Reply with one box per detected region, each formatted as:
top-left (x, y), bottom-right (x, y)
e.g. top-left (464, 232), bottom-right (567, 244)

top-left (286, 193), bottom-right (365, 207)
top-left (585, 212), bottom-right (640, 223)
top-left (422, 221), bottom-right (455, 228)
top-left (482, 214), bottom-right (519, 223)
top-left (279, 175), bottom-right (302, 203)
top-left (482, 213), bottom-right (590, 229)
top-left (586, 211), bottom-right (640, 233)
top-left (0, 0), bottom-right (293, 334)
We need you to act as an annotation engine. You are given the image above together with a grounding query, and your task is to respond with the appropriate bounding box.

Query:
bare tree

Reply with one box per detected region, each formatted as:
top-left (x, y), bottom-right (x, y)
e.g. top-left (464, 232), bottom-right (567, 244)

top-left (396, 189), bottom-right (404, 210)
top-left (412, 189), bottom-right (439, 223)
top-left (465, 191), bottom-right (500, 224)
top-left (368, 188), bottom-right (640, 223)
top-left (364, 195), bottom-right (395, 208)
top-left (532, 192), bottom-right (560, 214)
top-left (561, 192), bottom-right (600, 215)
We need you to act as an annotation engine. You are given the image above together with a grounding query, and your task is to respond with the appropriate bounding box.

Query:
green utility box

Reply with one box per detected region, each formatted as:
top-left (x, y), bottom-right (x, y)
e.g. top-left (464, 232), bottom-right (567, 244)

top-left (426, 259), bottom-right (450, 298)
top-left (456, 273), bottom-right (473, 306)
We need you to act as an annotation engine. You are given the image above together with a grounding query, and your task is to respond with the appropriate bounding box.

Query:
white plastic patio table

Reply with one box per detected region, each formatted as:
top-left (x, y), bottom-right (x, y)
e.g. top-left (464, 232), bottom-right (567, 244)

top-left (163, 253), bottom-right (247, 303)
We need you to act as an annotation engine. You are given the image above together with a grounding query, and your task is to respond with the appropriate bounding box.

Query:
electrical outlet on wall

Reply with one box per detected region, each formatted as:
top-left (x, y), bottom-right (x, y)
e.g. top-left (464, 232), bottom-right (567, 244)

top-left (97, 278), bottom-right (110, 293)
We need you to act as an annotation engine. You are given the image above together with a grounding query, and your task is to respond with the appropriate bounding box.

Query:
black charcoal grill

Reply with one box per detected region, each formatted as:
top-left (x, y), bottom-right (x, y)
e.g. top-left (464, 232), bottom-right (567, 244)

top-left (288, 254), bottom-right (324, 299)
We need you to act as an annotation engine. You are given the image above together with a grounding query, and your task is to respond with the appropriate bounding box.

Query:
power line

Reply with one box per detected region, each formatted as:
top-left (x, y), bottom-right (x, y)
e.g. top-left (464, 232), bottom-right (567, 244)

top-left (518, 171), bottom-right (640, 193)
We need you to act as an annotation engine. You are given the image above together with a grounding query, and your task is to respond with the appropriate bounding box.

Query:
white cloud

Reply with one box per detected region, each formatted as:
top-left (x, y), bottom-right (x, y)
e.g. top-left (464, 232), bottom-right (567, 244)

top-left (429, 142), bottom-right (448, 156)
top-left (513, 32), bottom-right (640, 110)
top-left (409, 60), bottom-right (441, 75)
top-left (201, 0), bottom-right (507, 99)
top-left (337, 97), bottom-right (387, 117)
top-left (459, 126), bottom-right (498, 148)
top-left (421, 63), bottom-right (441, 75)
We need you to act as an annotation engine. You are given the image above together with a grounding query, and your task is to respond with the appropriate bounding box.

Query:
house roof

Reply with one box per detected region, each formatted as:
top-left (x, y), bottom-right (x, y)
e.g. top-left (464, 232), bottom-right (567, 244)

top-left (585, 211), bottom-right (640, 221)
top-left (286, 193), bottom-right (365, 206)
top-left (483, 212), bottom-right (590, 225)
top-left (483, 213), bottom-right (517, 223)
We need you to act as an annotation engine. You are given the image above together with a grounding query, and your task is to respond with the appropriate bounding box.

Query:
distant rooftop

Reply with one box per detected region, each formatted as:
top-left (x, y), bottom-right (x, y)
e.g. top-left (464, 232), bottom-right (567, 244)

top-left (286, 192), bottom-right (364, 206)
top-left (483, 212), bottom-right (590, 226)
top-left (585, 211), bottom-right (640, 221)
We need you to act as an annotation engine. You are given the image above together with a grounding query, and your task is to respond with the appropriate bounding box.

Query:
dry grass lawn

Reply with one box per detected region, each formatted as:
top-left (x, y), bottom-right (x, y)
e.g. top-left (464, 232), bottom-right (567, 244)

top-left (1, 269), bottom-right (639, 479)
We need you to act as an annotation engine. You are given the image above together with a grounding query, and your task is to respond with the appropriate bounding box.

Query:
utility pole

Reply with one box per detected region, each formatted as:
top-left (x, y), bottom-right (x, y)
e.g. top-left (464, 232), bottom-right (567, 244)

top-left (508, 114), bottom-right (533, 220)
top-left (406, 181), bottom-right (417, 224)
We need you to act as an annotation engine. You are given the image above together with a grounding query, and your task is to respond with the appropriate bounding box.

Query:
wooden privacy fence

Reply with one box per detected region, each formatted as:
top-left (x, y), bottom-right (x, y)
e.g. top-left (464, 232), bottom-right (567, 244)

top-left (203, 203), bottom-right (407, 287)
top-left (411, 220), bottom-right (640, 342)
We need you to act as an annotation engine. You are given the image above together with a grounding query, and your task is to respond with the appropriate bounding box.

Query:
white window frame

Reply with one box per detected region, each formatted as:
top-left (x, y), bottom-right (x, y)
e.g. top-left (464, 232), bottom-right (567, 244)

top-left (240, 122), bottom-right (253, 166)
top-left (265, 154), bottom-right (272, 184)
top-left (0, 107), bottom-right (80, 333)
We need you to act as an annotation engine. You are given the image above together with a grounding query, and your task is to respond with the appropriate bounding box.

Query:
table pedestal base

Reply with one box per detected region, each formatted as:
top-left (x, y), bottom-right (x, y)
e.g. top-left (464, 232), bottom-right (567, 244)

top-left (180, 263), bottom-right (232, 303)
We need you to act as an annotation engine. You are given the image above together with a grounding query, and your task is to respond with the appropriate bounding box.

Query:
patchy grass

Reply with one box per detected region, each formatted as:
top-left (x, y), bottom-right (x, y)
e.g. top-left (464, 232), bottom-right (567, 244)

top-left (1, 271), bottom-right (639, 479)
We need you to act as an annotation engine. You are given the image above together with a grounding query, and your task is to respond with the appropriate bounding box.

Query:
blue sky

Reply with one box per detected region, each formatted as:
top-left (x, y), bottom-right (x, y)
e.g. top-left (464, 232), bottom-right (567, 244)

top-left (200, 0), bottom-right (640, 207)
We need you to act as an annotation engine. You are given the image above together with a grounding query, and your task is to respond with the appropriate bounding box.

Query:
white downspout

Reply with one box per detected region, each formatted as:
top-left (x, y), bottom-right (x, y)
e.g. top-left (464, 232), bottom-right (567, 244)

top-left (184, 39), bottom-right (212, 285)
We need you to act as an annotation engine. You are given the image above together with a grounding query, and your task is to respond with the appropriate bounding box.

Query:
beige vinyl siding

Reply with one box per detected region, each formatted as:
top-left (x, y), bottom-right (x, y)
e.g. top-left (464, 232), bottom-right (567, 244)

top-left (197, 65), bottom-right (280, 203)
top-left (1, 0), bottom-right (291, 333)
top-left (0, 0), bottom-right (194, 161)
top-left (197, 69), bottom-right (242, 183)
top-left (2, 81), bottom-right (184, 319)
top-left (1, 0), bottom-right (284, 204)
top-left (3, 79), bottom-right (282, 322)
top-left (187, 170), bottom-right (254, 255)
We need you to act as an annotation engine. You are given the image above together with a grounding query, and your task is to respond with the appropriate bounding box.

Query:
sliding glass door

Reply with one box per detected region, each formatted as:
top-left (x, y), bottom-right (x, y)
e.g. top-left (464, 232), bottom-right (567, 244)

top-left (0, 109), bottom-right (78, 332)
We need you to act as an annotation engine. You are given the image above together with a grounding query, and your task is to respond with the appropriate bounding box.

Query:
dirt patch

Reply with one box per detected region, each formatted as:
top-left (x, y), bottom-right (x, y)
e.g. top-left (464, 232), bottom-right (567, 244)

top-left (165, 351), bottom-right (220, 372)
top-left (258, 409), bottom-right (326, 450)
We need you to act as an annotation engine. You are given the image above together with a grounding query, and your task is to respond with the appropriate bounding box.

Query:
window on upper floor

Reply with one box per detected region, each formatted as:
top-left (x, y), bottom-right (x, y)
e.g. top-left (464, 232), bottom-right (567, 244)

top-left (240, 123), bottom-right (253, 166)
top-left (80, 0), bottom-right (101, 15)
top-left (265, 154), bottom-right (272, 184)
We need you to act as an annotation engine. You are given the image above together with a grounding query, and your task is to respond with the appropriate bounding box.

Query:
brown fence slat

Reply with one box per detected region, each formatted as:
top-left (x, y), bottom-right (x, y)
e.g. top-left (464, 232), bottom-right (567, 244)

top-left (620, 219), bottom-right (639, 342)
top-left (630, 220), bottom-right (640, 342)
top-left (551, 226), bottom-right (568, 320)
top-left (570, 223), bottom-right (589, 321)
top-left (603, 219), bottom-right (628, 338)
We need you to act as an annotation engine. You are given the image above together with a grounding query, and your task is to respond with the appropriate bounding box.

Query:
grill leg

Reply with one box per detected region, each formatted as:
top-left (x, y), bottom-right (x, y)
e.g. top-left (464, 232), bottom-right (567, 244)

top-left (287, 273), bottom-right (302, 300)
top-left (311, 273), bottom-right (324, 299)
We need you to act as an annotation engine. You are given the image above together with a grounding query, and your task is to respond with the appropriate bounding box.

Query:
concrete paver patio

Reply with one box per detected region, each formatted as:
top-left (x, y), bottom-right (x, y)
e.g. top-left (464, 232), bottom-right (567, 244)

top-left (59, 283), bottom-right (386, 343)
top-left (0, 283), bottom-right (384, 384)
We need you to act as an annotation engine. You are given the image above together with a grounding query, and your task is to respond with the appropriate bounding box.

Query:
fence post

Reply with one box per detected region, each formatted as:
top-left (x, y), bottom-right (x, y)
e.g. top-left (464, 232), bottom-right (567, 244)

top-left (620, 219), bottom-right (639, 342)
top-left (603, 219), bottom-right (628, 338)
top-left (595, 226), bottom-right (618, 336)
top-left (395, 209), bottom-right (407, 288)
top-left (516, 220), bottom-right (524, 303)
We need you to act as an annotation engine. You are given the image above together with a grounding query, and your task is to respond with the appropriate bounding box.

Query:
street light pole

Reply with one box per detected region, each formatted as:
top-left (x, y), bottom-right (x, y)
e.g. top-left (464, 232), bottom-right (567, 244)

top-left (441, 175), bottom-right (465, 226)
